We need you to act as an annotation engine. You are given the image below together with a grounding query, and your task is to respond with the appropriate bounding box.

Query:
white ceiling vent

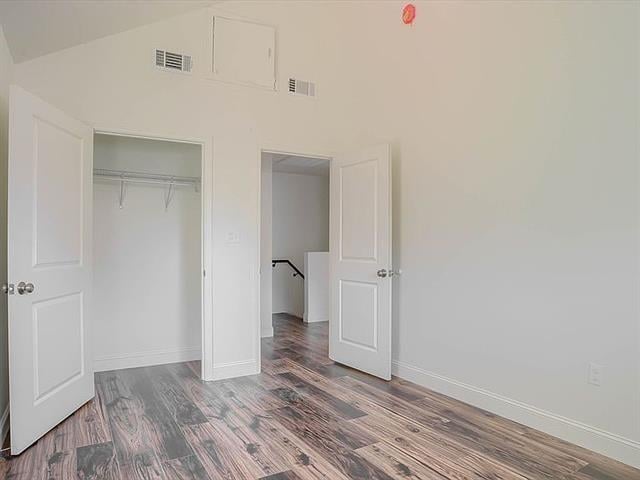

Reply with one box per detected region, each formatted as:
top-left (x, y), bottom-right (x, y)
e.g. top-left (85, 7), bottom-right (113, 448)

top-left (155, 49), bottom-right (192, 73)
top-left (288, 78), bottom-right (316, 98)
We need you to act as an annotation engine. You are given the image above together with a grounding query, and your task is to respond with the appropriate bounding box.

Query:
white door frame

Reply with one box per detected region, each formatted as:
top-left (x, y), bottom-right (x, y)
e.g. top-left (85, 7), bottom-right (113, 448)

top-left (257, 147), bottom-right (333, 368)
top-left (94, 126), bottom-right (214, 381)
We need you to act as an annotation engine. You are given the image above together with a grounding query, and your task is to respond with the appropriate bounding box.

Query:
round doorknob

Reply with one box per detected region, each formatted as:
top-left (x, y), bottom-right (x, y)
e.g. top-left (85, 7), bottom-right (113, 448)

top-left (376, 269), bottom-right (388, 278)
top-left (17, 282), bottom-right (34, 295)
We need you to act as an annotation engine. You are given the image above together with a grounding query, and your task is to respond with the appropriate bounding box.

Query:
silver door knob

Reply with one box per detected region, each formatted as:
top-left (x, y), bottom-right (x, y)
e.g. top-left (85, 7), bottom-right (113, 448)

top-left (17, 282), bottom-right (34, 295)
top-left (2, 283), bottom-right (14, 295)
top-left (376, 269), bottom-right (388, 278)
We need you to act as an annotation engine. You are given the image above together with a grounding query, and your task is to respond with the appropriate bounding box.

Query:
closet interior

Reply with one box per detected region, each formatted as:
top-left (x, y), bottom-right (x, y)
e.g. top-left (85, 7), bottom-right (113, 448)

top-left (92, 133), bottom-right (203, 371)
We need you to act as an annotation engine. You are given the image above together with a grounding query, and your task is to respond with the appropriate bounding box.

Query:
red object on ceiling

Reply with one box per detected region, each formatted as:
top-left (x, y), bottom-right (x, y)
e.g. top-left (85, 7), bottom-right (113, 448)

top-left (402, 3), bottom-right (416, 25)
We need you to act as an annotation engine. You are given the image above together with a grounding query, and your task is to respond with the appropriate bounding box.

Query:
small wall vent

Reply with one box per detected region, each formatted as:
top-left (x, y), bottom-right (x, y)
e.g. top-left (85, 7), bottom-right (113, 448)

top-left (288, 78), bottom-right (316, 97)
top-left (155, 49), bottom-right (192, 73)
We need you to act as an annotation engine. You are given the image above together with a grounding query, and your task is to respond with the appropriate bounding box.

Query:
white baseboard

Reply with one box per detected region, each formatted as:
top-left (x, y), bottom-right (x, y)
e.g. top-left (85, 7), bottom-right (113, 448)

top-left (212, 359), bottom-right (259, 381)
top-left (94, 347), bottom-right (201, 372)
top-left (261, 325), bottom-right (274, 338)
top-left (0, 404), bottom-right (9, 447)
top-left (392, 360), bottom-right (640, 469)
top-left (303, 314), bottom-right (328, 323)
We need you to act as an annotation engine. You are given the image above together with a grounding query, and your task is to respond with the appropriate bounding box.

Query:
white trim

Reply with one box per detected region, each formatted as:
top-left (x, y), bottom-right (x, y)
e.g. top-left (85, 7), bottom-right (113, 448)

top-left (303, 314), bottom-right (328, 324)
top-left (94, 347), bottom-right (201, 372)
top-left (212, 359), bottom-right (259, 381)
top-left (0, 405), bottom-right (9, 446)
top-left (201, 137), bottom-right (214, 382)
top-left (392, 360), bottom-right (640, 469)
top-left (261, 147), bottom-right (332, 161)
top-left (92, 126), bottom-right (214, 381)
top-left (256, 149), bottom-right (263, 375)
top-left (261, 325), bottom-right (274, 338)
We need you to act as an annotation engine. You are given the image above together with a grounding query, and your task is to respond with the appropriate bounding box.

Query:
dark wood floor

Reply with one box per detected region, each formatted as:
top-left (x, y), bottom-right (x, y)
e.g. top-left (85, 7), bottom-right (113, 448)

top-left (1, 313), bottom-right (639, 479)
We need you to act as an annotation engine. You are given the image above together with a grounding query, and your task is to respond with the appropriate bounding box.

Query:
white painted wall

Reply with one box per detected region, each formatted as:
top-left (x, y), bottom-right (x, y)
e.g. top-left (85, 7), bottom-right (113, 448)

top-left (272, 172), bottom-right (329, 318)
top-left (260, 155), bottom-right (273, 337)
top-left (304, 252), bottom-right (329, 323)
top-left (329, 1), bottom-right (640, 467)
top-left (0, 25), bottom-right (12, 439)
top-left (12, 1), bottom-right (346, 381)
top-left (93, 134), bottom-right (201, 371)
top-left (9, 0), bottom-right (640, 466)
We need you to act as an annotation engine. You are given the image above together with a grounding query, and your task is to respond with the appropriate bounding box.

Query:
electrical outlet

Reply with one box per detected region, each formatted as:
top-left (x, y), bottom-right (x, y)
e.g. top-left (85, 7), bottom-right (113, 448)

top-left (588, 362), bottom-right (604, 386)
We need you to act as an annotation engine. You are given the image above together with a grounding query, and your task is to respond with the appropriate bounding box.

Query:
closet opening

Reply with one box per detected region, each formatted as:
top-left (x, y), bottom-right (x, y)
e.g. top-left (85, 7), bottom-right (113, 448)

top-left (92, 132), bottom-right (204, 373)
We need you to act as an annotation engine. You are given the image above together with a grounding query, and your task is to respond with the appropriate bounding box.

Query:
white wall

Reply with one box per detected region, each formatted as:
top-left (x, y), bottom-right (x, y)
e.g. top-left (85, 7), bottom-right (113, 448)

top-left (304, 252), bottom-right (329, 323)
top-left (329, 1), bottom-right (640, 467)
top-left (260, 155), bottom-right (273, 337)
top-left (0, 25), bottom-right (12, 440)
top-left (272, 172), bottom-right (329, 318)
top-left (13, 1), bottom-right (347, 381)
top-left (93, 134), bottom-right (201, 371)
top-left (10, 0), bottom-right (640, 466)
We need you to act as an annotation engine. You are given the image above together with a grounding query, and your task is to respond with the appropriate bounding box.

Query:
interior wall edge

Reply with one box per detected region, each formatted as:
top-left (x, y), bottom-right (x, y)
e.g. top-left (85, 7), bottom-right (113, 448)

top-left (261, 325), bottom-right (274, 338)
top-left (392, 359), bottom-right (640, 469)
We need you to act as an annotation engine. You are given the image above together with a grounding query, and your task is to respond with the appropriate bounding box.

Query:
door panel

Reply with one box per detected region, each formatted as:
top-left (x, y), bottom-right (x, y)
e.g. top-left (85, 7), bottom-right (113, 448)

top-left (33, 293), bottom-right (84, 403)
top-left (34, 118), bottom-right (84, 266)
top-left (8, 85), bottom-right (94, 454)
top-left (339, 280), bottom-right (378, 350)
top-left (330, 144), bottom-right (392, 380)
top-left (340, 160), bottom-right (378, 261)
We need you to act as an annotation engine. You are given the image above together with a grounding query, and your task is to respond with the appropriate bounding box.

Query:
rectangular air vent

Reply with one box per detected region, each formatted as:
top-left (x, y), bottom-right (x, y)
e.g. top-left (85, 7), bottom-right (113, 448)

top-left (155, 49), bottom-right (192, 73)
top-left (288, 78), bottom-right (316, 97)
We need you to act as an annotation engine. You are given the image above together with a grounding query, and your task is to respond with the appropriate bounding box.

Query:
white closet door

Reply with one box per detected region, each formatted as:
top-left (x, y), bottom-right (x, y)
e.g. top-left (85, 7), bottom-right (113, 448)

top-left (8, 85), bottom-right (94, 454)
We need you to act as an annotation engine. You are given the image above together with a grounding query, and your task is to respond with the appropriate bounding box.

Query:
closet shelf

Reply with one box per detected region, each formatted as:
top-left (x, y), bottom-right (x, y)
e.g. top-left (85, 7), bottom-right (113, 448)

top-left (93, 168), bottom-right (200, 189)
top-left (93, 168), bottom-right (200, 210)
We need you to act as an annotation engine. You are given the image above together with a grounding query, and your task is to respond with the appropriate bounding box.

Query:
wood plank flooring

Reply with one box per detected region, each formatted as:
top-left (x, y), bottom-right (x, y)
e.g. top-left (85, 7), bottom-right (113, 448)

top-left (2, 312), bottom-right (639, 479)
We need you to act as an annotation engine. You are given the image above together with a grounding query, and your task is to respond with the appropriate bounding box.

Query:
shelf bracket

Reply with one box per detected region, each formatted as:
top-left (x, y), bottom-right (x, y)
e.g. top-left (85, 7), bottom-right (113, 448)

top-left (164, 179), bottom-right (175, 212)
top-left (119, 176), bottom-right (126, 209)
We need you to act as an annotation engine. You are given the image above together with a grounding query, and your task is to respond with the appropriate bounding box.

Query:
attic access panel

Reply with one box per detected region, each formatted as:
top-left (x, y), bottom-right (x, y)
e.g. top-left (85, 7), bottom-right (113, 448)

top-left (212, 16), bottom-right (276, 90)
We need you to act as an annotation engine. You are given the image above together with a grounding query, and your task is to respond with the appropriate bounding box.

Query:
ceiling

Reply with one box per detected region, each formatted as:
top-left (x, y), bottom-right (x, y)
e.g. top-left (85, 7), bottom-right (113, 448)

top-left (0, 0), bottom-right (215, 63)
top-left (269, 153), bottom-right (330, 177)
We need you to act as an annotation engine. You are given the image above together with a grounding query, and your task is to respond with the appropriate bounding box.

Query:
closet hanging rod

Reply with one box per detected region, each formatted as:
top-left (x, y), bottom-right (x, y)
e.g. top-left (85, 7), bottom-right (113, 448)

top-left (93, 168), bottom-right (200, 188)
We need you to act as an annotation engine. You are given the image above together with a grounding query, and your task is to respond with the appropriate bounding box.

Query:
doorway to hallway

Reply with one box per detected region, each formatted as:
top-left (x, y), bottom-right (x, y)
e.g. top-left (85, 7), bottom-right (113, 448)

top-left (260, 152), bottom-right (330, 338)
top-left (258, 144), bottom-right (394, 381)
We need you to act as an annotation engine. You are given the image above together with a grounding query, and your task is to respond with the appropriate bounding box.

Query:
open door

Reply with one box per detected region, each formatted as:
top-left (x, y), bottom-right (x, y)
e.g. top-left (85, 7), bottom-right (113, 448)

top-left (7, 86), bottom-right (94, 454)
top-left (329, 144), bottom-right (392, 380)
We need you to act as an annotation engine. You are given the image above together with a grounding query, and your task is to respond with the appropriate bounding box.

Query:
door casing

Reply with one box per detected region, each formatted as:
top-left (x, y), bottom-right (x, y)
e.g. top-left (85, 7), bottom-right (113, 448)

top-left (94, 126), bottom-right (214, 381)
top-left (257, 146), bottom-right (333, 371)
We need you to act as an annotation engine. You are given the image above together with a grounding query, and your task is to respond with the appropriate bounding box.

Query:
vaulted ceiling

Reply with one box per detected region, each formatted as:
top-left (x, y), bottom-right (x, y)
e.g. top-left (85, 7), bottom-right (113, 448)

top-left (0, 0), bottom-right (215, 63)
